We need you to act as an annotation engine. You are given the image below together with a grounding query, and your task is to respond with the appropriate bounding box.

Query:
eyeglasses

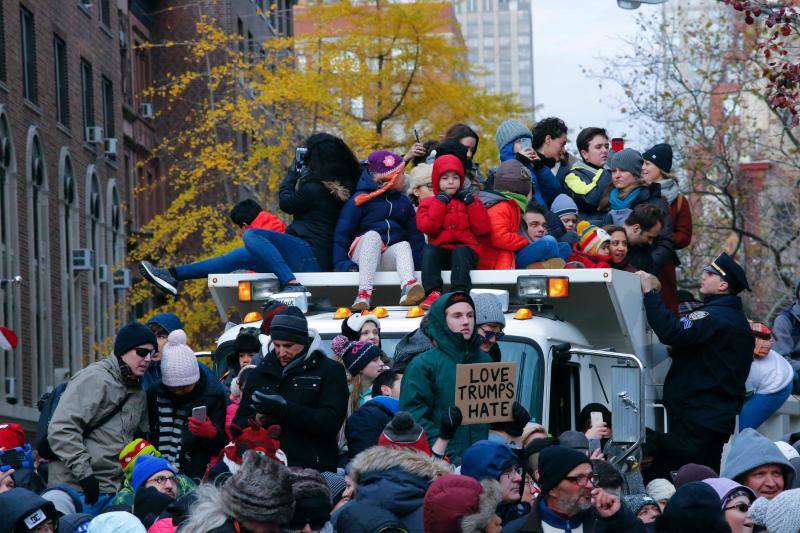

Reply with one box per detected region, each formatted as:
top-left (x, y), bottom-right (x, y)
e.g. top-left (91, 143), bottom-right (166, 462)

top-left (479, 329), bottom-right (505, 341)
top-left (563, 473), bottom-right (599, 487)
top-left (134, 347), bottom-right (156, 358)
top-left (147, 475), bottom-right (176, 486)
top-left (501, 466), bottom-right (524, 479)
top-left (724, 502), bottom-right (751, 513)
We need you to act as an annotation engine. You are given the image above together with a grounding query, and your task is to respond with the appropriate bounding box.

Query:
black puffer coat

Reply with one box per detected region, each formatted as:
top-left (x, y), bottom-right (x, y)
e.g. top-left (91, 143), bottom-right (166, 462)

top-left (279, 166), bottom-right (352, 271)
top-left (233, 334), bottom-right (349, 471)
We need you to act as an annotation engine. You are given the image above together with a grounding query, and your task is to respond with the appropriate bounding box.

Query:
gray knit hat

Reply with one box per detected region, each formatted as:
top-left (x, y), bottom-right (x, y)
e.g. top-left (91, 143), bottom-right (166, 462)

top-left (473, 293), bottom-right (505, 327)
top-left (751, 490), bottom-right (800, 533)
top-left (495, 119), bottom-right (531, 151)
top-left (608, 148), bottom-right (644, 178)
top-left (550, 194), bottom-right (578, 218)
top-left (646, 478), bottom-right (676, 502)
top-left (623, 493), bottom-right (660, 515)
top-left (493, 160), bottom-right (531, 196)
top-left (269, 306), bottom-right (309, 345)
top-left (222, 450), bottom-right (295, 525)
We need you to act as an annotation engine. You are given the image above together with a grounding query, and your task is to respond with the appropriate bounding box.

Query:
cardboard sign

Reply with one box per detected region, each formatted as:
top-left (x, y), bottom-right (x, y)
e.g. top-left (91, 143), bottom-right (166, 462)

top-left (455, 362), bottom-right (517, 424)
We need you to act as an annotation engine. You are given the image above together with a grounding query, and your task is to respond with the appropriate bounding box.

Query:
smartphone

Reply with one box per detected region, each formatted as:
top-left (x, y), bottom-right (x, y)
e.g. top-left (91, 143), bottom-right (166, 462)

top-left (519, 137), bottom-right (533, 151)
top-left (294, 147), bottom-right (307, 173)
top-left (0, 447), bottom-right (32, 471)
top-left (590, 411), bottom-right (604, 427)
top-left (611, 138), bottom-right (624, 152)
top-left (192, 405), bottom-right (207, 422)
top-left (414, 128), bottom-right (421, 143)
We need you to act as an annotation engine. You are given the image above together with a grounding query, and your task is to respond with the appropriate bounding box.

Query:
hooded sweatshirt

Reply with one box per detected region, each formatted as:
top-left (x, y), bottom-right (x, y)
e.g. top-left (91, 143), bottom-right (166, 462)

top-left (721, 428), bottom-right (795, 489)
top-left (399, 292), bottom-right (493, 460)
top-left (772, 280), bottom-right (800, 368)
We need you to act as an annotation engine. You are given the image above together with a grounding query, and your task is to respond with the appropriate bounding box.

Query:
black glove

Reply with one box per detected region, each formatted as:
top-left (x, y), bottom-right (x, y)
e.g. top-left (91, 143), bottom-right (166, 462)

top-left (80, 475), bottom-right (100, 505)
top-left (439, 406), bottom-right (463, 440)
top-left (252, 389), bottom-right (287, 418)
top-left (455, 190), bottom-right (475, 205)
top-left (499, 402), bottom-right (531, 437)
top-left (436, 192), bottom-right (451, 204)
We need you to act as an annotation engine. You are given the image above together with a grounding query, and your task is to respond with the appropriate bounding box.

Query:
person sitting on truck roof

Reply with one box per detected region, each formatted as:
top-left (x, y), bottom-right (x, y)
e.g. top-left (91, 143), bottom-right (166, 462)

top-left (503, 445), bottom-right (645, 533)
top-left (772, 279), bottom-right (800, 393)
top-left (476, 159), bottom-right (534, 270)
top-left (139, 198), bottom-right (314, 298)
top-left (622, 203), bottom-right (666, 274)
top-left (638, 252), bottom-right (754, 478)
top-left (515, 202), bottom-right (571, 269)
top-left (399, 292), bottom-right (494, 461)
top-left (740, 321), bottom-right (793, 432)
top-left (566, 221), bottom-right (612, 269)
top-left (234, 306), bottom-right (349, 472)
top-left (547, 194), bottom-right (580, 245)
top-left (562, 127), bottom-right (612, 223)
top-left (416, 154), bottom-right (491, 310)
top-left (603, 224), bottom-right (638, 273)
top-left (332, 150), bottom-right (426, 310)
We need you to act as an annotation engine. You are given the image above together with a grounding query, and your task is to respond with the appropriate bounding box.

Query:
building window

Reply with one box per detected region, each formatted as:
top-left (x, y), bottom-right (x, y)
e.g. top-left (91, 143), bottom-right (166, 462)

top-left (27, 130), bottom-right (52, 399)
top-left (101, 76), bottom-right (115, 138)
top-left (0, 109), bottom-right (20, 403)
top-left (107, 182), bottom-right (125, 325)
top-left (0, 2), bottom-right (6, 83)
top-left (20, 7), bottom-right (37, 103)
top-left (59, 149), bottom-right (81, 372)
top-left (81, 59), bottom-right (94, 141)
top-left (133, 39), bottom-right (151, 106)
top-left (86, 169), bottom-right (106, 361)
top-left (100, 0), bottom-right (111, 28)
top-left (54, 36), bottom-right (69, 127)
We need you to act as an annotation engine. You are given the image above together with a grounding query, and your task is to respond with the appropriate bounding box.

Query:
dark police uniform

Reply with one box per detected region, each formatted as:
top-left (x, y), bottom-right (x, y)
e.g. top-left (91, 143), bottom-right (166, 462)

top-left (643, 253), bottom-right (754, 476)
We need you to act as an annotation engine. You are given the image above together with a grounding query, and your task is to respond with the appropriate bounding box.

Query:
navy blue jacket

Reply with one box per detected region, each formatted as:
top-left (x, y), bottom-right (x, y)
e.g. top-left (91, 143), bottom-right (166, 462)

top-left (345, 396), bottom-right (398, 458)
top-left (644, 291), bottom-right (754, 434)
top-left (333, 171), bottom-right (425, 272)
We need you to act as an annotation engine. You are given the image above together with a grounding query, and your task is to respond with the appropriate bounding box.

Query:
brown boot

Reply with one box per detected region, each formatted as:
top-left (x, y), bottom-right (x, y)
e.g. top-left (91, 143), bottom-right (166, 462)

top-left (526, 258), bottom-right (566, 269)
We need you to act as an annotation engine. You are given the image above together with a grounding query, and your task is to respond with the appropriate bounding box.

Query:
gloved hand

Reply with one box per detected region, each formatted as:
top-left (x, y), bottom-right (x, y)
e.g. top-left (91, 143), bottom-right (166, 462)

top-left (439, 406), bottom-right (463, 440)
top-left (252, 389), bottom-right (287, 418)
top-left (436, 192), bottom-right (451, 204)
top-left (80, 475), bottom-right (100, 505)
top-left (455, 190), bottom-right (475, 205)
top-left (188, 417), bottom-right (218, 439)
top-left (499, 402), bottom-right (531, 437)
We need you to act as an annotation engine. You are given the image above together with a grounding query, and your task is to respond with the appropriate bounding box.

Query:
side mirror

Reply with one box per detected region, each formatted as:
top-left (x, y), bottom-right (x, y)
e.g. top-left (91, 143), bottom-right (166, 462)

top-left (552, 342), bottom-right (572, 364)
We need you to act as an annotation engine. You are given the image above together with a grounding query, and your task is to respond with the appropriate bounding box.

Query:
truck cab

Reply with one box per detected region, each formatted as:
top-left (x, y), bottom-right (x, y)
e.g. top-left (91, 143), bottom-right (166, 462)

top-left (210, 268), bottom-right (664, 462)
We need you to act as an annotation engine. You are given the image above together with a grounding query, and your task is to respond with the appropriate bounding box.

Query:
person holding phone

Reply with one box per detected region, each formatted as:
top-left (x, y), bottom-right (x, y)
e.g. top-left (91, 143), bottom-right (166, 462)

top-left (146, 330), bottom-right (227, 481)
top-left (493, 119), bottom-right (561, 208)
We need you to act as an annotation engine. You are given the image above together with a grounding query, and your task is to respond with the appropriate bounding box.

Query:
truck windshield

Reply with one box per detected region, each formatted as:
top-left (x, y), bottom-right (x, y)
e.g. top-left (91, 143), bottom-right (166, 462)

top-left (319, 333), bottom-right (545, 424)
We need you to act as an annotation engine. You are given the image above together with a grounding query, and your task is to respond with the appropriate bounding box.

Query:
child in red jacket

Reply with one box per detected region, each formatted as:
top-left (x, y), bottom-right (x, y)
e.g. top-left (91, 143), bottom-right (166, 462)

top-left (567, 221), bottom-right (613, 269)
top-left (416, 155), bottom-right (491, 309)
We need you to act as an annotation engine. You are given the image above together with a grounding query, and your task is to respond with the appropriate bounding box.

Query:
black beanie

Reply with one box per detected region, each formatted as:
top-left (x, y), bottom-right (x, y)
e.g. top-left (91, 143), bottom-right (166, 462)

top-left (114, 322), bottom-right (157, 357)
top-left (235, 331), bottom-right (262, 354)
top-left (443, 291), bottom-right (474, 313)
top-left (269, 306), bottom-right (309, 345)
top-left (642, 143), bottom-right (673, 173)
top-left (537, 445), bottom-right (592, 497)
top-left (229, 198), bottom-right (263, 227)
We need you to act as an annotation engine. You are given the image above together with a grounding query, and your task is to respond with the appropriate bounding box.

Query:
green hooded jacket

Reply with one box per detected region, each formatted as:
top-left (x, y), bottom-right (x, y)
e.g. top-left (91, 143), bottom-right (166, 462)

top-left (399, 292), bottom-right (493, 461)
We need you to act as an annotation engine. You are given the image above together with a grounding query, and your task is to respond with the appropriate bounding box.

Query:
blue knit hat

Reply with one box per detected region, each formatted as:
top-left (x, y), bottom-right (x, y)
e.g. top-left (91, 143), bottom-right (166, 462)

top-left (131, 455), bottom-right (176, 492)
top-left (461, 440), bottom-right (518, 481)
top-left (550, 194), bottom-right (578, 218)
top-left (495, 119), bottom-right (531, 151)
top-left (146, 313), bottom-right (183, 334)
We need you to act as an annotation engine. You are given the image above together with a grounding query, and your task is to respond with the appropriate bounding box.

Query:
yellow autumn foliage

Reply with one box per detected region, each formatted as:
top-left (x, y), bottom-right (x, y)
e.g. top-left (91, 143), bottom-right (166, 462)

top-left (129, 3), bottom-right (525, 348)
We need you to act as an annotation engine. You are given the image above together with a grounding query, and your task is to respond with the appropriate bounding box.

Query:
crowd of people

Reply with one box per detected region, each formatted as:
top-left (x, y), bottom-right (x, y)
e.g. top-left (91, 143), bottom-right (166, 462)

top-left (2, 119), bottom-right (799, 533)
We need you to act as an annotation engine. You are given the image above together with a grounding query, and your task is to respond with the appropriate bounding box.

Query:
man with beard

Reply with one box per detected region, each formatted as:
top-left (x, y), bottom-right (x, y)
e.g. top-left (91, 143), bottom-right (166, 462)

top-left (504, 445), bottom-right (644, 532)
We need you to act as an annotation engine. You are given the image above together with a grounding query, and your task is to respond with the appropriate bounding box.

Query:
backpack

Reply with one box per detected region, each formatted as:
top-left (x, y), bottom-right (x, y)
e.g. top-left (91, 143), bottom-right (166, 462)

top-left (35, 382), bottom-right (132, 461)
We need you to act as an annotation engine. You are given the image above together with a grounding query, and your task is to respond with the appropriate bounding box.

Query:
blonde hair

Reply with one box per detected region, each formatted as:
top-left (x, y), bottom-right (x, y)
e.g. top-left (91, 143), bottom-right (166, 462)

top-left (348, 373), bottom-right (365, 414)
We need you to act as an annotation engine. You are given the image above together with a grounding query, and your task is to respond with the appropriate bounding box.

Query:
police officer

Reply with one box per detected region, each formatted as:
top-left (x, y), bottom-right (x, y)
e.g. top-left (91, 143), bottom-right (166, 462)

top-left (637, 252), bottom-right (754, 476)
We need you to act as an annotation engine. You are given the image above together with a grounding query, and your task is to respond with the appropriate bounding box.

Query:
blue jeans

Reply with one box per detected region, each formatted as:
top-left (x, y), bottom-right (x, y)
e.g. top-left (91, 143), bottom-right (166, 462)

top-left (174, 229), bottom-right (320, 285)
top-left (739, 381), bottom-right (793, 431)
top-left (78, 493), bottom-right (114, 516)
top-left (515, 236), bottom-right (571, 268)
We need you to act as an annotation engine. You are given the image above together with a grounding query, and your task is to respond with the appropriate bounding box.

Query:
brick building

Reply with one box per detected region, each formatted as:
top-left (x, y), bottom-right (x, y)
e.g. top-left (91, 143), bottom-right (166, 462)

top-left (0, 0), bottom-right (290, 424)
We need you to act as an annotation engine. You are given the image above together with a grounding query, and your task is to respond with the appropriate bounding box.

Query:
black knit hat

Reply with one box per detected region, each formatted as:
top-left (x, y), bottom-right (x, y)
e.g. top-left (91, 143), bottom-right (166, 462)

top-left (537, 445), bottom-right (592, 496)
top-left (114, 322), bottom-right (157, 357)
top-left (341, 341), bottom-right (382, 376)
top-left (642, 143), bottom-right (673, 173)
top-left (235, 330), bottom-right (262, 354)
top-left (443, 291), bottom-right (475, 313)
top-left (229, 199), bottom-right (263, 227)
top-left (269, 306), bottom-right (308, 345)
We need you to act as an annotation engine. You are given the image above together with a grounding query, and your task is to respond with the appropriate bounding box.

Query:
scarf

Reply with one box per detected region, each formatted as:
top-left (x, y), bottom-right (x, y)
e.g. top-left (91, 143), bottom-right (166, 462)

top-left (539, 498), bottom-right (587, 531)
top-left (500, 140), bottom-right (518, 162)
top-left (502, 191), bottom-right (528, 212)
top-left (657, 178), bottom-right (679, 205)
top-left (608, 186), bottom-right (643, 210)
top-left (354, 164), bottom-right (405, 206)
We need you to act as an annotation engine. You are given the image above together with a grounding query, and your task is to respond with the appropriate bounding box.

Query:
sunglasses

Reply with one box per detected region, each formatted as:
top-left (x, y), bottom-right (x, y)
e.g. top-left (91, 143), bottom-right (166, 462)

top-left (134, 347), bottom-right (156, 358)
top-left (724, 502), bottom-right (750, 513)
top-left (479, 329), bottom-right (505, 341)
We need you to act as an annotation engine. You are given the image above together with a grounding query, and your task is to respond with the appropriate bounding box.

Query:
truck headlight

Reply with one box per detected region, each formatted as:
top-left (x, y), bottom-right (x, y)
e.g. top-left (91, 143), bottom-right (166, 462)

top-left (516, 276), bottom-right (569, 299)
top-left (238, 279), bottom-right (281, 302)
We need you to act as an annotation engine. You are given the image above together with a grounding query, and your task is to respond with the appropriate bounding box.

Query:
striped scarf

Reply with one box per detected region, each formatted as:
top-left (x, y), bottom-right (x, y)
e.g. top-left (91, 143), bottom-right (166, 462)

top-left (155, 395), bottom-right (190, 464)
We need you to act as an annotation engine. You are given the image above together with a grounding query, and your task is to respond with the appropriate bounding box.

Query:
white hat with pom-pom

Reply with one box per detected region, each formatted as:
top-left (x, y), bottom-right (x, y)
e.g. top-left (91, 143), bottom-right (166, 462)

top-left (161, 329), bottom-right (200, 387)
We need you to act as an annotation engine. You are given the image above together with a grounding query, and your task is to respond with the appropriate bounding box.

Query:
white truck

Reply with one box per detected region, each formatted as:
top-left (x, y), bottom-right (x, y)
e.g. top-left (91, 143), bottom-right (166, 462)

top-left (207, 268), bottom-right (800, 462)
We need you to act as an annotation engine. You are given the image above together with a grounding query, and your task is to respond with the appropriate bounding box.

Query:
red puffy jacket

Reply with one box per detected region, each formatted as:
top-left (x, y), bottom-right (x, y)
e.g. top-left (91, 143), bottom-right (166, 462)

top-left (247, 210), bottom-right (286, 233)
top-left (476, 198), bottom-right (529, 270)
top-left (567, 243), bottom-right (613, 269)
top-left (416, 156), bottom-right (491, 255)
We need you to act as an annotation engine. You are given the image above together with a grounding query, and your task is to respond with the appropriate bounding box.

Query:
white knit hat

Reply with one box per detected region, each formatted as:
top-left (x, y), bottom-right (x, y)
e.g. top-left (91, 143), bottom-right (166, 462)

top-left (646, 478), bottom-right (676, 502)
top-left (161, 329), bottom-right (200, 387)
top-left (751, 490), bottom-right (800, 533)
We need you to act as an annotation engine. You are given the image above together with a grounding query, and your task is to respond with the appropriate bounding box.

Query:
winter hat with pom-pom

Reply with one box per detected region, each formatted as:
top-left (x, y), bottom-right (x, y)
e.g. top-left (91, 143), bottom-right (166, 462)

top-left (161, 329), bottom-right (199, 387)
top-left (577, 221), bottom-right (611, 256)
top-left (331, 334), bottom-right (352, 360)
top-left (378, 411), bottom-right (430, 456)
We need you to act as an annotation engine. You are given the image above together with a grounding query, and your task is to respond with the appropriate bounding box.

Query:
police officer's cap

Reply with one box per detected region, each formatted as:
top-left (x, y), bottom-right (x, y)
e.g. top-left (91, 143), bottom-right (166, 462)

top-left (703, 252), bottom-right (750, 294)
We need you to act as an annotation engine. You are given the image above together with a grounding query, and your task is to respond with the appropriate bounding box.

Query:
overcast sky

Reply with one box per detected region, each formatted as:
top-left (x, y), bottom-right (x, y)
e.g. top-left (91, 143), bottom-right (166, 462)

top-left (532, 1), bottom-right (662, 146)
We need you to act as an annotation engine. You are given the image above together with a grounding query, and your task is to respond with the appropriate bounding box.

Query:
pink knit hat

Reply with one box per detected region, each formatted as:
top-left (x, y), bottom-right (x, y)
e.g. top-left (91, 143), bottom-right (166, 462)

top-left (161, 329), bottom-right (200, 387)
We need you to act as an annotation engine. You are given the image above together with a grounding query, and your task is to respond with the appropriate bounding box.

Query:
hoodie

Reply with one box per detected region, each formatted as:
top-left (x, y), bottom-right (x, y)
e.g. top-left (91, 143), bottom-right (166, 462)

top-left (772, 280), bottom-right (800, 368)
top-left (0, 488), bottom-right (61, 532)
top-left (721, 428), bottom-right (795, 488)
